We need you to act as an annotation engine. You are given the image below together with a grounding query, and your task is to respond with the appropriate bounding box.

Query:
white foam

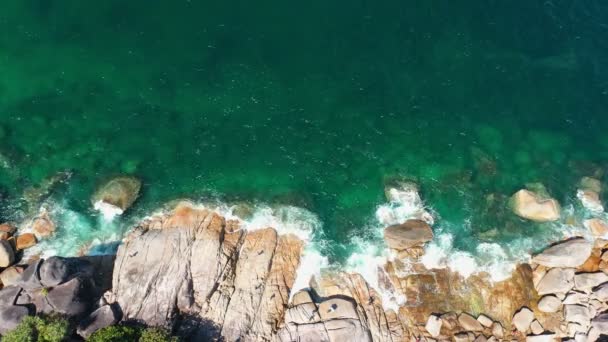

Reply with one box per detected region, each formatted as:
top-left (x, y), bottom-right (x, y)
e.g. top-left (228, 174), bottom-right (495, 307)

top-left (577, 189), bottom-right (605, 213)
top-left (290, 246), bottom-right (329, 298)
top-left (376, 185), bottom-right (434, 226)
top-left (345, 240), bottom-right (405, 312)
top-left (93, 200), bottom-right (124, 220)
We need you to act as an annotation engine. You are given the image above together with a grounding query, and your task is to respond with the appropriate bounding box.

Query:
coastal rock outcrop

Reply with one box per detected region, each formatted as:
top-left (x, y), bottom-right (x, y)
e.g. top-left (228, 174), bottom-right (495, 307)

top-left (111, 202), bottom-right (305, 341)
top-left (510, 189), bottom-right (560, 222)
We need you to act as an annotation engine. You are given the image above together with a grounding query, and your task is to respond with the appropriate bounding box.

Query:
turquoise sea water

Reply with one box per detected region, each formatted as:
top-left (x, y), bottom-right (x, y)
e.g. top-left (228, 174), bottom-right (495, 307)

top-left (1, 1), bottom-right (607, 265)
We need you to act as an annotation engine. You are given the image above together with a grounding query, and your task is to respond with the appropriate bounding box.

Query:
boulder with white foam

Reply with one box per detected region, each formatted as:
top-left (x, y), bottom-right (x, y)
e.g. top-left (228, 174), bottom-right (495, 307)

top-left (585, 218), bottom-right (608, 238)
top-left (510, 189), bottom-right (560, 222)
top-left (383, 219), bottom-right (433, 250)
top-left (577, 189), bottom-right (604, 213)
top-left (91, 176), bottom-right (141, 218)
top-left (531, 238), bottom-right (592, 268)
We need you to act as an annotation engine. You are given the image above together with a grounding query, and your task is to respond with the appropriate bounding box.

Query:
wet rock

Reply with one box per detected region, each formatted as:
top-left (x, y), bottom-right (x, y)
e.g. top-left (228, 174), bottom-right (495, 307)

top-left (580, 177), bottom-right (602, 193)
top-left (383, 219), bottom-right (433, 250)
top-left (92, 176), bottom-right (141, 215)
top-left (77, 304), bottom-right (121, 339)
top-left (15, 233), bottom-right (37, 250)
top-left (426, 314), bottom-right (442, 337)
top-left (0, 223), bottom-right (16, 235)
top-left (458, 312), bottom-right (484, 332)
top-left (531, 238), bottom-right (592, 268)
top-left (512, 307), bottom-right (535, 333)
top-left (573, 271), bottom-right (608, 292)
top-left (30, 208), bottom-right (56, 238)
top-left (585, 218), bottom-right (608, 238)
top-left (537, 295), bottom-right (561, 313)
top-left (577, 189), bottom-right (604, 212)
top-left (535, 268), bottom-right (575, 295)
top-left (0, 239), bottom-right (15, 267)
top-left (511, 189), bottom-right (560, 222)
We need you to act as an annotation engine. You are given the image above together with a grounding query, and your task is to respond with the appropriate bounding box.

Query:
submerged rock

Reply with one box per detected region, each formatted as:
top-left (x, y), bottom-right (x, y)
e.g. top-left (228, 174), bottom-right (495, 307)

top-left (577, 189), bottom-right (604, 213)
top-left (29, 207), bottom-right (56, 238)
top-left (91, 176), bottom-right (141, 218)
top-left (510, 189), bottom-right (560, 222)
top-left (383, 219), bottom-right (433, 250)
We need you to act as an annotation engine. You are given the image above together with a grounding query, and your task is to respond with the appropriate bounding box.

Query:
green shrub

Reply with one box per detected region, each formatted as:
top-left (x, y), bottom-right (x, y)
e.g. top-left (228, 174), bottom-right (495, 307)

top-left (88, 325), bottom-right (141, 342)
top-left (88, 325), bottom-right (177, 342)
top-left (139, 327), bottom-right (178, 342)
top-left (1, 315), bottom-right (69, 342)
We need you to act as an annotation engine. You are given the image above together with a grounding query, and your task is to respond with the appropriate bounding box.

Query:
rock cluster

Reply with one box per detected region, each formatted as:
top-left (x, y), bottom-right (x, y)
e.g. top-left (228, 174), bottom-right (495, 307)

top-left (0, 223), bottom-right (39, 271)
top-left (0, 256), bottom-right (114, 336)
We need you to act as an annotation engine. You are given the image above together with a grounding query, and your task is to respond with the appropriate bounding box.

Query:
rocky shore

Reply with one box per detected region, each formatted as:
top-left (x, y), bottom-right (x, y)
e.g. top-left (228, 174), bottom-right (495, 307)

top-left (0, 176), bottom-right (607, 341)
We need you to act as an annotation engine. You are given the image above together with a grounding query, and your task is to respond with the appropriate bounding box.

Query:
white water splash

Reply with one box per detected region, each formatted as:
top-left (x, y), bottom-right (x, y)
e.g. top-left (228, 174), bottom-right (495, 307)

top-left (93, 200), bottom-right (124, 220)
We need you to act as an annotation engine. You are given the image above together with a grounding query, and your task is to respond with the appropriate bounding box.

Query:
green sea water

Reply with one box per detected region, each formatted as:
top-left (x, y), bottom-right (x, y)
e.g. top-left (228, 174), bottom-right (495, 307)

top-left (0, 1), bottom-right (607, 265)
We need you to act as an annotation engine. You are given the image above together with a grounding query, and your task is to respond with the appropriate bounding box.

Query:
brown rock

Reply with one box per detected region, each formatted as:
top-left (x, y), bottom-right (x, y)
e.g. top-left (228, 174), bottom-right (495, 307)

top-left (383, 219), bottom-right (433, 250)
top-left (31, 209), bottom-right (56, 238)
top-left (92, 176), bottom-right (141, 212)
top-left (459, 313), bottom-right (484, 332)
top-left (16, 233), bottom-right (37, 250)
top-left (585, 219), bottom-right (608, 237)
top-left (0, 223), bottom-right (16, 234)
top-left (511, 189), bottom-right (560, 222)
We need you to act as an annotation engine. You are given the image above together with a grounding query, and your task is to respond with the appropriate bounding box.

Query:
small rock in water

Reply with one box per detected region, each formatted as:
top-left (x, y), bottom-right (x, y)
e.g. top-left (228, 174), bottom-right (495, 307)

top-left (510, 189), bottom-right (560, 222)
top-left (383, 219), bottom-right (433, 250)
top-left (577, 189), bottom-right (604, 213)
top-left (92, 176), bottom-right (142, 219)
top-left (30, 208), bottom-right (56, 238)
top-left (585, 218), bottom-right (608, 238)
top-left (580, 177), bottom-right (602, 194)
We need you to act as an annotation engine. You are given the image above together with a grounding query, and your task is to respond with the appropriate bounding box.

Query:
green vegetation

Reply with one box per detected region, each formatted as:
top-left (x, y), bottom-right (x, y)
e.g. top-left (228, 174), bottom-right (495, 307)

top-left (88, 325), bottom-right (177, 342)
top-left (1, 315), bottom-right (69, 342)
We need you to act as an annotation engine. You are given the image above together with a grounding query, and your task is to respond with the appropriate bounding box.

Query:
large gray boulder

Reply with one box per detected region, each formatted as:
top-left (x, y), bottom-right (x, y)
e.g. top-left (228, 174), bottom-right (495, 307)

top-left (77, 304), bottom-right (121, 339)
top-left (0, 305), bottom-right (31, 334)
top-left (535, 268), bottom-right (575, 295)
top-left (383, 219), bottom-right (433, 250)
top-left (531, 238), bottom-right (592, 268)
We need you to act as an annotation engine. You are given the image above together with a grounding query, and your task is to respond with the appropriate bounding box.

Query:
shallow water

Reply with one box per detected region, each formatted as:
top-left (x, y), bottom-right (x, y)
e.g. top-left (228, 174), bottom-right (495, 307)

top-left (1, 1), bottom-right (608, 272)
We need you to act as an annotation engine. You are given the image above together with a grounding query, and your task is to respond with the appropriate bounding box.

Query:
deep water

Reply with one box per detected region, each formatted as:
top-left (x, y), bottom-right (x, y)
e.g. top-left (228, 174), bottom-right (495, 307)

top-left (1, 1), bottom-right (608, 265)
